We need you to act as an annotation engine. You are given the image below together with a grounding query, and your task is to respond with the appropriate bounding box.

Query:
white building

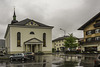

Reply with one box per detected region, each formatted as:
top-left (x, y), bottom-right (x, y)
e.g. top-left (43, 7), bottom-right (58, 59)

top-left (4, 10), bottom-right (53, 54)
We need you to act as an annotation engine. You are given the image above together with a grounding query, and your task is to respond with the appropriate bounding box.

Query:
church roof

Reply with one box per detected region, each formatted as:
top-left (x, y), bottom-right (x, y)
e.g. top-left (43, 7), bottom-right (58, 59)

top-left (4, 18), bottom-right (53, 38)
top-left (78, 12), bottom-right (100, 30)
top-left (12, 18), bottom-right (53, 28)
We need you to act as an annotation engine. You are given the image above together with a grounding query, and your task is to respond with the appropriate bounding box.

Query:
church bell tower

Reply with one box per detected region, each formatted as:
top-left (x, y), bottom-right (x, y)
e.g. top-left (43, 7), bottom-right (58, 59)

top-left (11, 8), bottom-right (18, 24)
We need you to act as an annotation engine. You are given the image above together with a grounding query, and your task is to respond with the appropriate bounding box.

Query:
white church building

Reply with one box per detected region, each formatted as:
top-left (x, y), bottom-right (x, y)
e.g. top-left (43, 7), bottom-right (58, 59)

top-left (4, 10), bottom-right (53, 54)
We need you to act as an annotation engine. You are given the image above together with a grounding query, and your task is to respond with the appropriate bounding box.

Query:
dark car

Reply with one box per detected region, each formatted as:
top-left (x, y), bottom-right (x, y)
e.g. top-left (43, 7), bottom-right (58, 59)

top-left (9, 53), bottom-right (28, 61)
top-left (25, 52), bottom-right (35, 60)
top-left (94, 54), bottom-right (100, 67)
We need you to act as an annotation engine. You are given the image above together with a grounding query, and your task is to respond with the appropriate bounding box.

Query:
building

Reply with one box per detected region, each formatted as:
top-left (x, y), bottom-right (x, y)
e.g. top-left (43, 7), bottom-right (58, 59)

top-left (78, 12), bottom-right (100, 52)
top-left (4, 10), bottom-right (53, 54)
top-left (52, 36), bottom-right (79, 52)
top-left (52, 36), bottom-right (68, 52)
top-left (0, 39), bottom-right (5, 52)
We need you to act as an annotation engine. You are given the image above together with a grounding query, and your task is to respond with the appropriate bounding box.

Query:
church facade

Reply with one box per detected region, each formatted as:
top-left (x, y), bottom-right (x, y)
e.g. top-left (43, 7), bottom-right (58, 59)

top-left (4, 10), bottom-right (53, 54)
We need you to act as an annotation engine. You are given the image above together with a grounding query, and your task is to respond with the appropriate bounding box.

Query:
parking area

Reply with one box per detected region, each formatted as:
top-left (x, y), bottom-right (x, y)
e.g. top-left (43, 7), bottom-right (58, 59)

top-left (0, 53), bottom-right (98, 67)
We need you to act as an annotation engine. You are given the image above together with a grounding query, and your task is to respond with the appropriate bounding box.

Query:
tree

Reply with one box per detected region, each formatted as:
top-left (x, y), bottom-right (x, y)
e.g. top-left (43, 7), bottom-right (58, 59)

top-left (64, 33), bottom-right (78, 51)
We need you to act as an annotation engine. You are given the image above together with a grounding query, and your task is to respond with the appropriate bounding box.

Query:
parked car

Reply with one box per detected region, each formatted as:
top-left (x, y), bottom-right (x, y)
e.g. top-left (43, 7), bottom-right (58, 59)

top-left (94, 54), bottom-right (100, 67)
top-left (0, 52), bottom-right (5, 56)
top-left (25, 52), bottom-right (35, 60)
top-left (9, 53), bottom-right (28, 61)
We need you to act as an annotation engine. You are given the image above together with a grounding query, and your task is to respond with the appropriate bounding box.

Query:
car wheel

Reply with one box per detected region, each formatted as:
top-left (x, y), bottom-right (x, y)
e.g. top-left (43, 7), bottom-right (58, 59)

top-left (21, 58), bottom-right (24, 61)
top-left (31, 57), bottom-right (34, 60)
top-left (10, 58), bottom-right (13, 61)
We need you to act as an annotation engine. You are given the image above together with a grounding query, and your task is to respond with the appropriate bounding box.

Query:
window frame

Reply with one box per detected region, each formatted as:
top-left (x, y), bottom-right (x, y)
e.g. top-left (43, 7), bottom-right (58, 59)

top-left (95, 36), bottom-right (100, 41)
top-left (86, 30), bottom-right (92, 35)
top-left (95, 29), bottom-right (100, 33)
top-left (30, 31), bottom-right (35, 34)
top-left (86, 38), bottom-right (92, 42)
top-left (17, 32), bottom-right (21, 47)
top-left (43, 33), bottom-right (46, 47)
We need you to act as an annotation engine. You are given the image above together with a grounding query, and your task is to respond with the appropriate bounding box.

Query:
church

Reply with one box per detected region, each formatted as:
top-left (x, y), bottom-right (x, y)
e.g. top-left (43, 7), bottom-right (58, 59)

top-left (4, 10), bottom-right (53, 54)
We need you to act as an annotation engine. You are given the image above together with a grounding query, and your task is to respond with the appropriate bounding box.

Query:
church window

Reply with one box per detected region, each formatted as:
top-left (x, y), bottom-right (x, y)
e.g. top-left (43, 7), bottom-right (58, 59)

top-left (17, 32), bottom-right (21, 47)
top-left (30, 31), bottom-right (35, 34)
top-left (43, 33), bottom-right (46, 47)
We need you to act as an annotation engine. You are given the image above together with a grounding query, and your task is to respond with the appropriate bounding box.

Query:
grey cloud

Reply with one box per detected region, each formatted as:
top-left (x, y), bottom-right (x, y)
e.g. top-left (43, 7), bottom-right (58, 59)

top-left (0, 0), bottom-right (100, 39)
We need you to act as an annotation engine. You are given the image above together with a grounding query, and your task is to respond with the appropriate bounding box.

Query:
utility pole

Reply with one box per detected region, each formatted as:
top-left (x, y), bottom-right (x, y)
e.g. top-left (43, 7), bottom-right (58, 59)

top-left (60, 28), bottom-right (66, 36)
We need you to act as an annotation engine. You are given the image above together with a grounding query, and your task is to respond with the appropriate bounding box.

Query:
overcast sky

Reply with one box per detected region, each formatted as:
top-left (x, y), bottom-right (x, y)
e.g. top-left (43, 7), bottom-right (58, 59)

top-left (0, 0), bottom-right (100, 39)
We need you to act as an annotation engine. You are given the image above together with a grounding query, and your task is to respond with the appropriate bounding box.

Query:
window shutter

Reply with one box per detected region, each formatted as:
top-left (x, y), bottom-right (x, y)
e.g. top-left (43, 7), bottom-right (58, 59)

top-left (92, 30), bottom-right (95, 34)
top-left (86, 31), bottom-right (88, 35)
top-left (86, 38), bottom-right (87, 42)
top-left (99, 29), bottom-right (100, 33)
top-left (92, 37), bottom-right (95, 41)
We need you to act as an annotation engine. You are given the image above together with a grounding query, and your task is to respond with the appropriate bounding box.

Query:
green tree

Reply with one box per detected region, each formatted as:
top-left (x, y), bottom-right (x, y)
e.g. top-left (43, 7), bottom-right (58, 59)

top-left (64, 33), bottom-right (78, 51)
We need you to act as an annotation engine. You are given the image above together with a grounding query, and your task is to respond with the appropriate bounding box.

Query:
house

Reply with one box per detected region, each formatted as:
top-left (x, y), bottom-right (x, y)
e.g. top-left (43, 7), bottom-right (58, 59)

top-left (52, 36), bottom-right (68, 52)
top-left (4, 9), bottom-right (53, 54)
top-left (52, 36), bottom-right (79, 52)
top-left (78, 12), bottom-right (100, 52)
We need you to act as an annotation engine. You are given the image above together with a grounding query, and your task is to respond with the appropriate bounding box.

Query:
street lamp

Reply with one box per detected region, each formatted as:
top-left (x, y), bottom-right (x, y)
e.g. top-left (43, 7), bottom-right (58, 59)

top-left (60, 28), bottom-right (66, 36)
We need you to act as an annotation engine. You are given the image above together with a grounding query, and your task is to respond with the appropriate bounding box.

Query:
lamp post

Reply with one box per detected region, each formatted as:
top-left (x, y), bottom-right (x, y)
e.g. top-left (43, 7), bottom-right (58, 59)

top-left (60, 28), bottom-right (66, 36)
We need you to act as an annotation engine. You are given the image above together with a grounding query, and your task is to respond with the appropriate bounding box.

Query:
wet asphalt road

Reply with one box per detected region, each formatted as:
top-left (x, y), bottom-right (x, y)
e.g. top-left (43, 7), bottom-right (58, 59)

top-left (0, 53), bottom-right (98, 67)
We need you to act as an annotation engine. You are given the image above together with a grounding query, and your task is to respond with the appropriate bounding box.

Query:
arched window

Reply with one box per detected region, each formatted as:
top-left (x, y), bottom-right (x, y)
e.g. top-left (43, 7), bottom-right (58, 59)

top-left (43, 33), bottom-right (46, 47)
top-left (30, 31), bottom-right (35, 34)
top-left (17, 32), bottom-right (21, 47)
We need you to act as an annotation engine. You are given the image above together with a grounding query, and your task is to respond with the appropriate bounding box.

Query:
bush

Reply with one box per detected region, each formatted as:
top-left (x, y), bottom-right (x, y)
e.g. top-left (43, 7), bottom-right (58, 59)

top-left (52, 48), bottom-right (56, 52)
top-left (35, 51), bottom-right (44, 55)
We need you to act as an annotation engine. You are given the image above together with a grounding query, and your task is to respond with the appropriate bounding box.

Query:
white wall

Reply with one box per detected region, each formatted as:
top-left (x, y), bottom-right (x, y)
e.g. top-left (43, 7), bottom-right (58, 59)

top-left (10, 26), bottom-right (52, 53)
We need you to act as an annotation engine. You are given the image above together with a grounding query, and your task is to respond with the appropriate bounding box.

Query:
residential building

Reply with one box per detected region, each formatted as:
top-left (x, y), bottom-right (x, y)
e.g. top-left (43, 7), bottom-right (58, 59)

top-left (78, 12), bottom-right (100, 52)
top-left (4, 10), bottom-right (53, 54)
top-left (52, 36), bottom-right (79, 52)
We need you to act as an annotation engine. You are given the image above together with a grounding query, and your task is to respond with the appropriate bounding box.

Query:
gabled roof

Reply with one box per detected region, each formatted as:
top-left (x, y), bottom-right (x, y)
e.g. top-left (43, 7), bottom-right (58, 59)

top-left (52, 36), bottom-right (79, 42)
top-left (78, 12), bottom-right (100, 30)
top-left (4, 18), bottom-right (54, 38)
top-left (24, 38), bottom-right (43, 44)
top-left (13, 18), bottom-right (53, 28)
top-left (52, 36), bottom-right (69, 42)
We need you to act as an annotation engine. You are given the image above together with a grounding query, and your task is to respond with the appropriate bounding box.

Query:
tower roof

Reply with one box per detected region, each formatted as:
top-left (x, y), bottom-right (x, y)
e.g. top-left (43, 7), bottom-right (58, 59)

top-left (11, 8), bottom-right (18, 24)
top-left (13, 8), bottom-right (16, 17)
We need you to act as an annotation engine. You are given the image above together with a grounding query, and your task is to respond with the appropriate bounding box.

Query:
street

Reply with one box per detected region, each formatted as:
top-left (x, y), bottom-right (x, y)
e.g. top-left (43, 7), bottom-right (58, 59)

top-left (0, 53), bottom-right (98, 67)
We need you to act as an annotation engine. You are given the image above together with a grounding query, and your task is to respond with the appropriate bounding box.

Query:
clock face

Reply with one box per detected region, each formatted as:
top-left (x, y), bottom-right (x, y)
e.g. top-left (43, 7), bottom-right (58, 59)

top-left (26, 21), bottom-right (38, 26)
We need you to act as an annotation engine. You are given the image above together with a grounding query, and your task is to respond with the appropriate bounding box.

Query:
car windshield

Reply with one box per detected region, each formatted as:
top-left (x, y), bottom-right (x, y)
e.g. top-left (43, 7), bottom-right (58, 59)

top-left (27, 52), bottom-right (32, 54)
